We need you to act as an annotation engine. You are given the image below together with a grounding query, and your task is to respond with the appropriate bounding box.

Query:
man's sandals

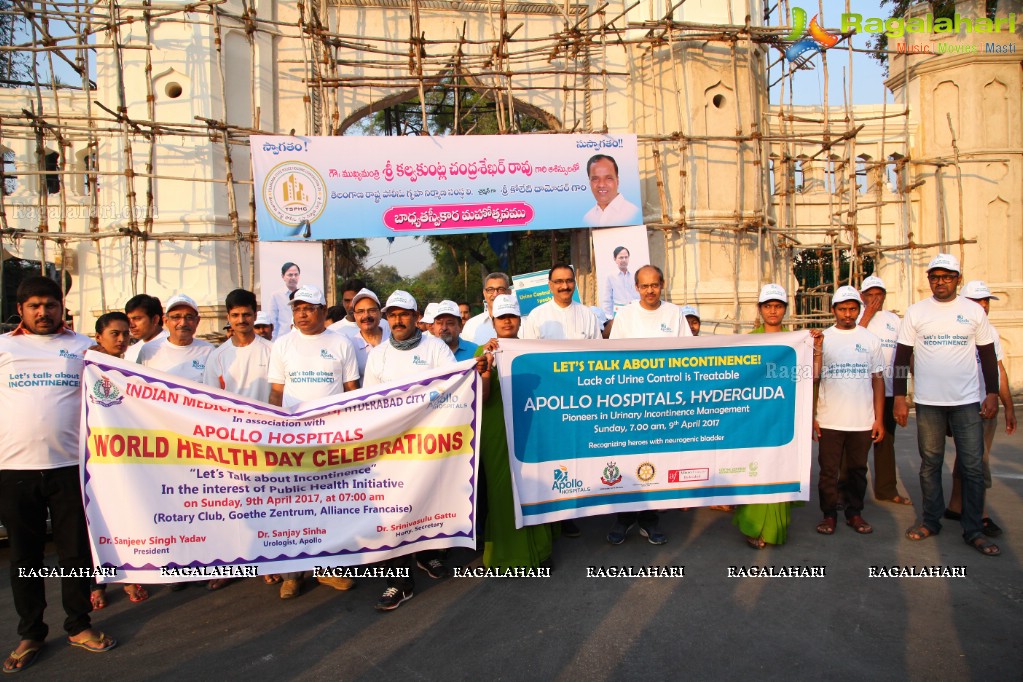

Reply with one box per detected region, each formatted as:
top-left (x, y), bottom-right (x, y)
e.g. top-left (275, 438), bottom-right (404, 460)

top-left (816, 517), bottom-right (836, 535)
top-left (967, 536), bottom-right (1000, 557)
top-left (3, 644), bottom-right (43, 674)
top-left (905, 525), bottom-right (937, 541)
top-left (846, 516), bottom-right (873, 534)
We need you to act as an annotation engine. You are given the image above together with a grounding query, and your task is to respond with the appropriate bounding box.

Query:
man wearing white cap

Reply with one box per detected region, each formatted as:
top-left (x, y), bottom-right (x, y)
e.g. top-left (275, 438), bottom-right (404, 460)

top-left (363, 290), bottom-right (457, 610)
top-left (606, 265), bottom-right (690, 546)
top-left (461, 272), bottom-right (511, 344)
top-left (267, 284), bottom-right (360, 598)
top-left (253, 311), bottom-right (274, 341)
top-left (813, 286), bottom-right (885, 536)
top-left (433, 300), bottom-right (478, 360)
top-left (521, 264), bottom-right (601, 341)
top-left (681, 305), bottom-right (701, 336)
top-left (137, 294), bottom-right (214, 383)
top-left (894, 254), bottom-right (1001, 556)
top-left (857, 275), bottom-right (911, 505)
top-left (944, 280), bottom-right (1016, 536)
top-left (335, 288), bottom-right (388, 380)
top-left (419, 302), bottom-right (440, 334)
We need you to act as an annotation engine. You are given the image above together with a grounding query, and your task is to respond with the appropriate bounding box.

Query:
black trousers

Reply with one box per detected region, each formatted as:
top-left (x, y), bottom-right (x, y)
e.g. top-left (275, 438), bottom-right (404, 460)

top-left (616, 510), bottom-right (659, 526)
top-left (817, 429), bottom-right (872, 519)
top-left (0, 466), bottom-right (93, 641)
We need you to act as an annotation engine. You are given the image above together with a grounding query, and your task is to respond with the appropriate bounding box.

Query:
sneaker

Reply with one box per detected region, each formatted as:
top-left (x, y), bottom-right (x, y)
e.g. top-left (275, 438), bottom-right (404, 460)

top-left (606, 522), bottom-right (633, 545)
top-left (639, 524), bottom-right (668, 545)
top-left (375, 586), bottom-right (413, 611)
top-left (317, 576), bottom-right (356, 591)
top-left (561, 520), bottom-right (581, 538)
top-left (416, 557), bottom-right (449, 579)
top-left (279, 578), bottom-right (302, 599)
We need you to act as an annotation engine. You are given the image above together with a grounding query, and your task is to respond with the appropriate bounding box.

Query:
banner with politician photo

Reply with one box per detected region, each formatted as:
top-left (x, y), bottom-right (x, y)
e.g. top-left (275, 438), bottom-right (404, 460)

top-left (591, 225), bottom-right (650, 319)
top-left (252, 134), bottom-right (641, 239)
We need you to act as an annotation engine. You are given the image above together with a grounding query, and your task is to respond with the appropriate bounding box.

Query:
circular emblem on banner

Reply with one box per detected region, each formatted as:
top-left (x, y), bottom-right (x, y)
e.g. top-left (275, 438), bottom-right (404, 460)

top-left (262, 161), bottom-right (326, 227)
top-left (636, 462), bottom-right (656, 482)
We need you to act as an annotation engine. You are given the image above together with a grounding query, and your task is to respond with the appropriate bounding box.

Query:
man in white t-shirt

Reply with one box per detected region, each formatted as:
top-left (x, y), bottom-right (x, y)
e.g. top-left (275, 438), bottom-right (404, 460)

top-left (601, 246), bottom-right (640, 318)
top-left (894, 253), bottom-right (1001, 556)
top-left (605, 265), bottom-right (690, 547)
top-left (335, 288), bottom-right (389, 380)
top-left (813, 286), bottom-right (885, 537)
top-left (363, 290), bottom-right (457, 611)
top-left (267, 262), bottom-right (301, 339)
top-left (945, 280), bottom-right (1017, 536)
top-left (857, 275), bottom-right (912, 506)
top-left (266, 284), bottom-right (360, 598)
top-left (123, 293), bottom-right (168, 363)
top-left (1, 277), bottom-right (118, 671)
top-left (203, 289), bottom-right (272, 401)
top-left (137, 294), bottom-right (214, 383)
top-left (520, 264), bottom-right (601, 341)
top-left (461, 272), bottom-right (510, 344)
top-left (582, 154), bottom-right (641, 227)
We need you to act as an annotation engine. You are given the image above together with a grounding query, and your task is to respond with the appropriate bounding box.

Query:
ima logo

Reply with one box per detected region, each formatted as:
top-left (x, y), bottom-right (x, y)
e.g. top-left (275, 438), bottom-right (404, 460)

top-left (784, 7), bottom-right (840, 61)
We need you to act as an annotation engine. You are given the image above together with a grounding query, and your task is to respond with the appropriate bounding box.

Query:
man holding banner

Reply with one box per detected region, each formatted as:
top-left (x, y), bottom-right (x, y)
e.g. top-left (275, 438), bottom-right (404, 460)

top-left (267, 285), bottom-right (361, 597)
top-left (364, 290), bottom-right (457, 610)
top-left (1, 277), bottom-right (117, 673)
top-left (606, 265), bottom-right (691, 545)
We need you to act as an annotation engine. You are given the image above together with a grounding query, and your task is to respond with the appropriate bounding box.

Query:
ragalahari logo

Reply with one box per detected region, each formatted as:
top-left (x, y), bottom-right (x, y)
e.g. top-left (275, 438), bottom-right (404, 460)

top-left (784, 7), bottom-right (840, 61)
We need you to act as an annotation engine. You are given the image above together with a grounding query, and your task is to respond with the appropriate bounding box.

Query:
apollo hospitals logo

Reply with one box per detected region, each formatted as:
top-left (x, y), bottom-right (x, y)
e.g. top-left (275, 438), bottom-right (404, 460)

top-left (784, 7), bottom-right (840, 61)
top-left (89, 376), bottom-right (123, 407)
top-left (552, 465), bottom-right (588, 494)
top-left (956, 314), bottom-right (970, 325)
top-left (262, 161), bottom-right (327, 229)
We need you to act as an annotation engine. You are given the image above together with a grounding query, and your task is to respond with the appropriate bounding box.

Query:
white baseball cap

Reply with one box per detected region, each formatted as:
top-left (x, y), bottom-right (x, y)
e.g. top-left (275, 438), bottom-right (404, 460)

top-left (165, 294), bottom-right (199, 314)
top-left (961, 280), bottom-right (999, 300)
top-left (421, 302), bottom-right (440, 324)
top-left (433, 300), bottom-right (461, 321)
top-left (288, 285), bottom-right (326, 306)
top-left (681, 305), bottom-right (700, 320)
top-left (927, 253), bottom-right (961, 274)
top-left (589, 306), bottom-right (608, 326)
top-left (254, 311), bottom-right (272, 326)
top-left (860, 275), bottom-right (886, 292)
top-left (351, 288), bottom-right (381, 308)
top-left (493, 294), bottom-right (521, 318)
top-left (758, 283), bottom-right (788, 305)
top-left (383, 290), bottom-right (417, 313)
top-left (832, 285), bottom-right (863, 306)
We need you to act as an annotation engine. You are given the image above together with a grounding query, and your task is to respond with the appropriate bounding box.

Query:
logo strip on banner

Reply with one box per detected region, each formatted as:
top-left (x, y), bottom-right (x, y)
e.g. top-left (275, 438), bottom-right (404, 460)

top-left (80, 354), bottom-right (481, 582)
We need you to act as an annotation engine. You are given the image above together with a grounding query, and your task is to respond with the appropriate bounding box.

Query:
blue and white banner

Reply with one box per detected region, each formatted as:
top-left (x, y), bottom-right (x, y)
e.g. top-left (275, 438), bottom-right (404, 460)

top-left (251, 134), bottom-right (641, 240)
top-left (494, 334), bottom-right (814, 526)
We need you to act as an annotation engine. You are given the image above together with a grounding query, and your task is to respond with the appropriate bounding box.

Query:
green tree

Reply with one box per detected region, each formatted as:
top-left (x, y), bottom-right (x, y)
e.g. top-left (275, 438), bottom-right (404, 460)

top-left (868, 0), bottom-right (997, 74)
top-left (0, 1), bottom-right (30, 87)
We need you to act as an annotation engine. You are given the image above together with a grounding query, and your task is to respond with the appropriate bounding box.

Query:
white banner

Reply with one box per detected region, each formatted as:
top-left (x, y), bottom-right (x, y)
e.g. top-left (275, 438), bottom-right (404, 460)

top-left (494, 334), bottom-right (814, 526)
top-left (80, 353), bottom-right (481, 583)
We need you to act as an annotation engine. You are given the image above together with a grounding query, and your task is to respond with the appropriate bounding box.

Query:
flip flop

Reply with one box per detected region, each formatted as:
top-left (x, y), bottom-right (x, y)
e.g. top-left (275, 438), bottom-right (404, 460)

top-left (263, 575), bottom-right (283, 585)
top-left (967, 536), bottom-right (1000, 557)
top-left (124, 585), bottom-right (149, 603)
top-left (67, 632), bottom-right (117, 654)
top-left (883, 495), bottom-right (912, 505)
top-left (3, 645), bottom-right (43, 674)
top-left (745, 535), bottom-right (766, 550)
top-left (89, 589), bottom-right (107, 610)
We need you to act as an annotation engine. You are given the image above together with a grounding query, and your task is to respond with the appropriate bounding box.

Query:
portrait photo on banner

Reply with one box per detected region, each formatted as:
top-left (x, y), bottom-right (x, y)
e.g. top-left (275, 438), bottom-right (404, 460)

top-left (256, 241), bottom-right (326, 339)
top-left (591, 225), bottom-right (650, 320)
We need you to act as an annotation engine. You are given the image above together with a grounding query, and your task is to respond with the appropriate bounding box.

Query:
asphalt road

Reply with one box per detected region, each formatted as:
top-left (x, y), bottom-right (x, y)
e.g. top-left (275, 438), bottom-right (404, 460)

top-left (2, 413), bottom-right (1021, 681)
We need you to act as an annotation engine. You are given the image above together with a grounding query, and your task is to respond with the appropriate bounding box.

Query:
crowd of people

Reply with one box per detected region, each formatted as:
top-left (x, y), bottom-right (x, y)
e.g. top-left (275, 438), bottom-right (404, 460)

top-left (0, 253), bottom-right (1016, 672)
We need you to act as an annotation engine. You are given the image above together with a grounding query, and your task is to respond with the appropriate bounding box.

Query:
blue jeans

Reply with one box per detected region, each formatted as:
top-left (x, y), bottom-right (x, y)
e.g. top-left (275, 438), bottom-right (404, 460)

top-left (915, 403), bottom-right (985, 541)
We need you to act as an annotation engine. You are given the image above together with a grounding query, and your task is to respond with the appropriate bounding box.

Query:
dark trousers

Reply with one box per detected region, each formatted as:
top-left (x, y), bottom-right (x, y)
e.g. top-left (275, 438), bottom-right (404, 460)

top-left (0, 466), bottom-right (93, 642)
top-left (817, 429), bottom-right (872, 519)
top-left (871, 397), bottom-right (900, 499)
top-left (617, 510), bottom-right (659, 527)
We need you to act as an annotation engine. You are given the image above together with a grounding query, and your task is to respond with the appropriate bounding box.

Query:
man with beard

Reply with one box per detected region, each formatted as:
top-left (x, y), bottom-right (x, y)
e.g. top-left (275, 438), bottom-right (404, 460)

top-left (432, 300), bottom-right (477, 360)
top-left (363, 291), bottom-right (457, 610)
top-left (1, 277), bottom-right (117, 673)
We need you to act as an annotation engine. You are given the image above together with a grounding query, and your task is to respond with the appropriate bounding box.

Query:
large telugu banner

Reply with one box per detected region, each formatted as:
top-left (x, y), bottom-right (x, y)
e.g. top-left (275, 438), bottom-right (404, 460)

top-left (494, 334), bottom-right (813, 527)
top-left (80, 353), bottom-right (481, 583)
top-left (251, 134), bottom-right (641, 240)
